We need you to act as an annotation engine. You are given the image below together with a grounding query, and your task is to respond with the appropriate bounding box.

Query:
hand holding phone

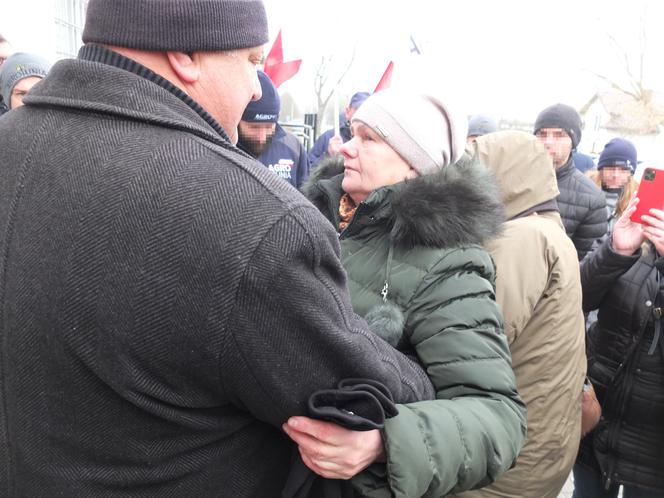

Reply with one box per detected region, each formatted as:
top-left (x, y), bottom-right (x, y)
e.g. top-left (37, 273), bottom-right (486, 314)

top-left (630, 168), bottom-right (664, 224)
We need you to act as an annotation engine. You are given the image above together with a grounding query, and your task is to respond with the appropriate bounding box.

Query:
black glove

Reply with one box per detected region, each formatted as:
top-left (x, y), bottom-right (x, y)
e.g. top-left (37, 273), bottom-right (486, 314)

top-left (282, 379), bottom-right (398, 498)
top-left (308, 378), bottom-right (398, 430)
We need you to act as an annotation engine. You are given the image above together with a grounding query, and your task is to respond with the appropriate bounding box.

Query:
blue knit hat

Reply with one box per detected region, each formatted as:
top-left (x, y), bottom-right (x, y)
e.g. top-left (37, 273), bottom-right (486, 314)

top-left (349, 91), bottom-right (370, 109)
top-left (598, 138), bottom-right (637, 174)
top-left (0, 52), bottom-right (51, 109)
top-left (241, 70), bottom-right (280, 123)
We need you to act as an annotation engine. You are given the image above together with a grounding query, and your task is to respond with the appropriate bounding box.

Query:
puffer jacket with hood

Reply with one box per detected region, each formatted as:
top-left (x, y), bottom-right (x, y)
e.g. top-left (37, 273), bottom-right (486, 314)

top-left (556, 157), bottom-right (607, 260)
top-left (302, 156), bottom-right (527, 498)
top-left (454, 131), bottom-right (587, 498)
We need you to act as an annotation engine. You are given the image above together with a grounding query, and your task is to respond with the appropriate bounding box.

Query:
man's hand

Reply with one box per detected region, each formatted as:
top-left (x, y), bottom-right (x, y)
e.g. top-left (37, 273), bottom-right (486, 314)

top-left (327, 135), bottom-right (344, 157)
top-left (282, 416), bottom-right (385, 480)
top-left (581, 382), bottom-right (601, 438)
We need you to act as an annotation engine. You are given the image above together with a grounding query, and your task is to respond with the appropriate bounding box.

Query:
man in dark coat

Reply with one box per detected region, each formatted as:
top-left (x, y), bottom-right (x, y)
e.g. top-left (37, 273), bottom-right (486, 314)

top-left (0, 1), bottom-right (434, 496)
top-left (534, 103), bottom-right (607, 260)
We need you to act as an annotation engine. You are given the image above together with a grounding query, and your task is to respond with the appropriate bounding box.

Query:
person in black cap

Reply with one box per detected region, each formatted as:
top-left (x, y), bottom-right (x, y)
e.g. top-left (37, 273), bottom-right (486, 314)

top-left (0, 1), bottom-right (434, 496)
top-left (308, 91), bottom-right (370, 168)
top-left (588, 137), bottom-right (639, 233)
top-left (583, 138), bottom-right (640, 345)
top-left (534, 103), bottom-right (607, 260)
top-left (237, 70), bottom-right (310, 188)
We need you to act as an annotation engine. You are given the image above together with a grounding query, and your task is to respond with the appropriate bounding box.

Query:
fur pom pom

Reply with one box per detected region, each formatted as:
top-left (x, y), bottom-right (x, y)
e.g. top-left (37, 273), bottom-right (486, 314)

top-left (365, 303), bottom-right (405, 348)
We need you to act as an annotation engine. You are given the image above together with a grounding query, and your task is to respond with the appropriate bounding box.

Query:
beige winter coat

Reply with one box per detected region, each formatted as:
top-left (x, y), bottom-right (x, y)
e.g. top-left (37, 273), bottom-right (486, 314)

top-left (455, 131), bottom-right (586, 498)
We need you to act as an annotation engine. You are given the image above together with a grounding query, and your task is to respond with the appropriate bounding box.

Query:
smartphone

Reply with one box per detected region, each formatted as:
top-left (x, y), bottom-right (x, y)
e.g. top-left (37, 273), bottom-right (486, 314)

top-left (630, 167), bottom-right (664, 224)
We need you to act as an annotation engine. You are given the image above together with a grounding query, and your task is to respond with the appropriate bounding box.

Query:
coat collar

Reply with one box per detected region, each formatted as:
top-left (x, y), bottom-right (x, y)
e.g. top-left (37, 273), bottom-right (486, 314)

top-left (303, 156), bottom-right (505, 249)
top-left (23, 53), bottom-right (234, 150)
top-left (556, 156), bottom-right (576, 180)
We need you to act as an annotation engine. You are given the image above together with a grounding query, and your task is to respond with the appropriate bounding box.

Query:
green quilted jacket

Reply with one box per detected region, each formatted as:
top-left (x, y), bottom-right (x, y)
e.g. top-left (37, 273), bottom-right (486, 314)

top-left (303, 157), bottom-right (527, 497)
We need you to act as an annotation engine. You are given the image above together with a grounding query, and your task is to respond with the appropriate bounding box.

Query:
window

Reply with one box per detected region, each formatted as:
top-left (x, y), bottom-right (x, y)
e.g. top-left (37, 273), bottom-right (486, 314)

top-left (54, 0), bottom-right (87, 59)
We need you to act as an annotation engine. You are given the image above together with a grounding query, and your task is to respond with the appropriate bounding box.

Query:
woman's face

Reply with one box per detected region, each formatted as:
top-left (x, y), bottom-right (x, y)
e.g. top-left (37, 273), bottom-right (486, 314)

top-left (340, 122), bottom-right (418, 203)
top-left (600, 166), bottom-right (631, 190)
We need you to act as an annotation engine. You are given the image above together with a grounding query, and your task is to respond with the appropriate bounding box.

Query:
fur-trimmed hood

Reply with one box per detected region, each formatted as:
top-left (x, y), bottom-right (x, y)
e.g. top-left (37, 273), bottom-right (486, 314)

top-left (302, 155), bottom-right (505, 249)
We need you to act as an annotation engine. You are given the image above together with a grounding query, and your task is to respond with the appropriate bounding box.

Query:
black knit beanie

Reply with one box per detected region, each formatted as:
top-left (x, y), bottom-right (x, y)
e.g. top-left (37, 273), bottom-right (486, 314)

top-left (533, 103), bottom-right (582, 149)
top-left (242, 71), bottom-right (280, 122)
top-left (82, 0), bottom-right (269, 52)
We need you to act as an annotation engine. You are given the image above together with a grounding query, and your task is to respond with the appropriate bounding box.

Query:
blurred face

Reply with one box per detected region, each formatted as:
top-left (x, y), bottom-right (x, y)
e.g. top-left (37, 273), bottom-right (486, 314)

top-left (600, 166), bottom-right (632, 190)
top-left (535, 128), bottom-right (573, 169)
top-left (237, 121), bottom-right (277, 157)
top-left (10, 76), bottom-right (42, 109)
top-left (190, 46), bottom-right (263, 144)
top-left (340, 122), bottom-right (419, 204)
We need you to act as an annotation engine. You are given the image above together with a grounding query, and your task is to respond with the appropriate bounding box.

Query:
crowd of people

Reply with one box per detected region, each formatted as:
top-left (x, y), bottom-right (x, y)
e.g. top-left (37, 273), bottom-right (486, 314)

top-left (0, 1), bottom-right (663, 497)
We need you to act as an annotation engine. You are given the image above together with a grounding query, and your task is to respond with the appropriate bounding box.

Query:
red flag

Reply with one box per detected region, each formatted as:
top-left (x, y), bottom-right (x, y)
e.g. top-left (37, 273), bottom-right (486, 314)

top-left (264, 29), bottom-right (284, 68)
top-left (264, 29), bottom-right (302, 88)
top-left (373, 61), bottom-right (394, 92)
top-left (265, 60), bottom-right (302, 89)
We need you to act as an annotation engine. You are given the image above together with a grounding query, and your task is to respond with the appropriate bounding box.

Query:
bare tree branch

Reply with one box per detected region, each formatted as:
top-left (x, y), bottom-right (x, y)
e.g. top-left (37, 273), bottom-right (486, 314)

top-left (335, 44), bottom-right (357, 87)
top-left (311, 43), bottom-right (358, 138)
top-left (588, 70), bottom-right (640, 101)
top-left (606, 33), bottom-right (642, 98)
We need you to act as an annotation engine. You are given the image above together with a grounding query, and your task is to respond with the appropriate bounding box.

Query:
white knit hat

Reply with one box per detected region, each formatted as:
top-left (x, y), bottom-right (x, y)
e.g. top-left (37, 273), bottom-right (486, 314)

top-left (352, 89), bottom-right (467, 175)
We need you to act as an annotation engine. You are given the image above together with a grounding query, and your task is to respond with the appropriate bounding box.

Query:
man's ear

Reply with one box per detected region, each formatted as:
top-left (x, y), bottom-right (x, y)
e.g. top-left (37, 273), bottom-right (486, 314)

top-left (167, 52), bottom-right (200, 84)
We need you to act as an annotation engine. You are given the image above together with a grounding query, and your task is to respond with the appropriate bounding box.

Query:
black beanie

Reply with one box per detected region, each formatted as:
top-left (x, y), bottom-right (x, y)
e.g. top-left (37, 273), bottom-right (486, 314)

top-left (534, 103), bottom-right (583, 149)
top-left (242, 71), bottom-right (280, 122)
top-left (82, 0), bottom-right (269, 52)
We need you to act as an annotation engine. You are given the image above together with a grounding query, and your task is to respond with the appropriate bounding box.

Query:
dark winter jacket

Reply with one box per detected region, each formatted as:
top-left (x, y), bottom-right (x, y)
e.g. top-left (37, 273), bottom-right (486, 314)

top-left (0, 48), bottom-right (434, 497)
top-left (256, 124), bottom-right (310, 188)
top-left (577, 239), bottom-right (664, 492)
top-left (303, 157), bottom-right (527, 498)
top-left (556, 157), bottom-right (607, 260)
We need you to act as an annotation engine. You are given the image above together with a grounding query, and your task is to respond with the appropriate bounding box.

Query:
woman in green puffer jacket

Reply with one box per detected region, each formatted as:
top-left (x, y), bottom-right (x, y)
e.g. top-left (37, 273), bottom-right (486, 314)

top-left (282, 89), bottom-right (527, 497)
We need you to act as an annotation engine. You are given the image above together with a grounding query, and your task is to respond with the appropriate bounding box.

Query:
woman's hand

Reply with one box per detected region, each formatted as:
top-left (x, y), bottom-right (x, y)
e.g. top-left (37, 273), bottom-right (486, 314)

top-left (612, 195), bottom-right (646, 256)
top-left (642, 208), bottom-right (664, 256)
top-left (282, 416), bottom-right (385, 480)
